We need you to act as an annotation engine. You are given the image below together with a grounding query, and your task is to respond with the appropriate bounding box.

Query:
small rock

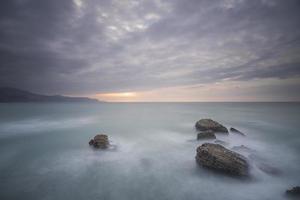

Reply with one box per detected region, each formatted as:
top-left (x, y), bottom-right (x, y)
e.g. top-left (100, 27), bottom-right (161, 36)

top-left (197, 130), bottom-right (216, 140)
top-left (230, 127), bottom-right (246, 136)
top-left (286, 186), bottom-right (300, 197)
top-left (89, 139), bottom-right (94, 145)
top-left (195, 119), bottom-right (228, 133)
top-left (89, 134), bottom-right (109, 149)
top-left (196, 143), bottom-right (249, 177)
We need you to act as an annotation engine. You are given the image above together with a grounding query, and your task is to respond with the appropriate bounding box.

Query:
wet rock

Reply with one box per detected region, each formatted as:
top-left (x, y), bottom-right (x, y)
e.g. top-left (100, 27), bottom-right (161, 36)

top-left (196, 143), bottom-right (249, 177)
top-left (214, 139), bottom-right (229, 146)
top-left (286, 186), bottom-right (300, 197)
top-left (230, 127), bottom-right (246, 136)
top-left (197, 130), bottom-right (216, 140)
top-left (195, 119), bottom-right (228, 133)
top-left (89, 139), bottom-right (94, 145)
top-left (89, 134), bottom-right (109, 149)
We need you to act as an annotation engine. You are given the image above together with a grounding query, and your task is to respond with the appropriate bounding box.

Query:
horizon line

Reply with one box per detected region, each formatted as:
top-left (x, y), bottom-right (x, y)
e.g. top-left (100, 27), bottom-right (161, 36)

top-left (100, 101), bottom-right (300, 103)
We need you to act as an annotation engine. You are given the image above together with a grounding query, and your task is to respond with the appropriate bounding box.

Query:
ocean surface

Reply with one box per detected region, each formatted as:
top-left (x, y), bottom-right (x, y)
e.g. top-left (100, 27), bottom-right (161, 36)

top-left (0, 102), bottom-right (299, 200)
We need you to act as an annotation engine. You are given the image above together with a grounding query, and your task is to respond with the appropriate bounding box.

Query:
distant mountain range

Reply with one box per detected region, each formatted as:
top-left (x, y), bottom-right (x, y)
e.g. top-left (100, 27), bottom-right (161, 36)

top-left (0, 87), bottom-right (100, 103)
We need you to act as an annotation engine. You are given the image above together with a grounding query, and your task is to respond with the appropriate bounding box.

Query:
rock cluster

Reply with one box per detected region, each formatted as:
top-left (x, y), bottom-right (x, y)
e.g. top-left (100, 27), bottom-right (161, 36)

top-left (196, 143), bottom-right (249, 177)
top-left (89, 134), bottom-right (109, 149)
top-left (195, 119), bottom-right (228, 141)
top-left (195, 119), bottom-right (228, 133)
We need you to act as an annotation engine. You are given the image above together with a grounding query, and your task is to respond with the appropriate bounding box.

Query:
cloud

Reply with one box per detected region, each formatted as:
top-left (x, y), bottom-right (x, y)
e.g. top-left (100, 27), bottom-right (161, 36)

top-left (0, 0), bottom-right (300, 100)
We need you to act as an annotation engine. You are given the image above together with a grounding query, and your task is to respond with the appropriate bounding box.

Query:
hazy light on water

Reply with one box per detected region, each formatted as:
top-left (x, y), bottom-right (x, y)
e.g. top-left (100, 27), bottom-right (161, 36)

top-left (0, 103), bottom-right (299, 200)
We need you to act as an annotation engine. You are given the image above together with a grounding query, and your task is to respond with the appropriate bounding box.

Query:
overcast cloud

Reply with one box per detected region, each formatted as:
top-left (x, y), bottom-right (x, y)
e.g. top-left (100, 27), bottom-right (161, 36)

top-left (0, 0), bottom-right (300, 101)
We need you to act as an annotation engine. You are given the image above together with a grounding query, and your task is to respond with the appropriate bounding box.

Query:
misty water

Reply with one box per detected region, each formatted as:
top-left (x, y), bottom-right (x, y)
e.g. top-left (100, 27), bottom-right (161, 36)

top-left (0, 103), bottom-right (299, 200)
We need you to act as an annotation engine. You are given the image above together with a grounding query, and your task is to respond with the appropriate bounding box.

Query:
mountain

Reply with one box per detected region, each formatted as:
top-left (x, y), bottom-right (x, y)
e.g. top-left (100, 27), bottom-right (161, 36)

top-left (0, 87), bottom-right (100, 103)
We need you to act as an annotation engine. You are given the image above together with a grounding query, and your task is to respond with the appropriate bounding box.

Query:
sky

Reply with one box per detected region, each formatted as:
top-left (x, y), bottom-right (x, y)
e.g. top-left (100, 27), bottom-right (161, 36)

top-left (0, 0), bottom-right (300, 102)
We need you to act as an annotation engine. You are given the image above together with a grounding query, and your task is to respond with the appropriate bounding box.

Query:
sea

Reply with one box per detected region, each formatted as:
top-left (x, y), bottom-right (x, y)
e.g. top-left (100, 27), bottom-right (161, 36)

top-left (0, 102), bottom-right (299, 200)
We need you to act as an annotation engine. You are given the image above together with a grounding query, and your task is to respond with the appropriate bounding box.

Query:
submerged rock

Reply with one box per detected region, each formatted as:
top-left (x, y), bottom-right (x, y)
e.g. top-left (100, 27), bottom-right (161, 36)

top-left (195, 119), bottom-right (228, 133)
top-left (248, 153), bottom-right (264, 162)
top-left (89, 134), bottom-right (109, 149)
top-left (196, 143), bottom-right (249, 177)
top-left (256, 162), bottom-right (281, 176)
top-left (214, 139), bottom-right (229, 146)
top-left (230, 127), bottom-right (246, 136)
top-left (286, 186), bottom-right (300, 197)
top-left (197, 130), bottom-right (216, 140)
top-left (248, 153), bottom-right (281, 176)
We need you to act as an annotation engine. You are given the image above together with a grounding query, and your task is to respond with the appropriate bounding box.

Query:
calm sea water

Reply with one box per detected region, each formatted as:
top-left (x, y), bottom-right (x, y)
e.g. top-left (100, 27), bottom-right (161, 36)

top-left (0, 103), bottom-right (299, 200)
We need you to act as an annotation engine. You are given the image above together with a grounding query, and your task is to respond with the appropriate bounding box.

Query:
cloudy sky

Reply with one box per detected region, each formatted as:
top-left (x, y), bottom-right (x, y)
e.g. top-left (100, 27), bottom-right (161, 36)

top-left (0, 0), bottom-right (300, 101)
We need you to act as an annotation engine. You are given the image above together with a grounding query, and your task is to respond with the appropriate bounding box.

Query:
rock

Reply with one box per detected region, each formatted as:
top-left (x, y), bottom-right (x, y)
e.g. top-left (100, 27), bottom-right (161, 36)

top-left (89, 139), bottom-right (94, 145)
top-left (197, 130), bottom-right (216, 140)
top-left (214, 139), bottom-right (229, 146)
top-left (230, 127), bottom-right (246, 136)
top-left (286, 186), bottom-right (300, 197)
top-left (90, 134), bottom-right (109, 149)
top-left (195, 119), bottom-right (228, 133)
top-left (196, 143), bottom-right (249, 177)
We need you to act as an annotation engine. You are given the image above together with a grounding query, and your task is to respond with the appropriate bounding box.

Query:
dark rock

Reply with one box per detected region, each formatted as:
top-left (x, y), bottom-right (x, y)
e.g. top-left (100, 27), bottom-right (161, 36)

top-left (286, 186), bottom-right (300, 197)
top-left (90, 134), bottom-right (109, 149)
top-left (89, 139), bottom-right (94, 145)
top-left (196, 143), bottom-right (249, 177)
top-left (197, 130), bottom-right (216, 140)
top-left (214, 139), bottom-right (229, 146)
top-left (195, 119), bottom-right (228, 133)
top-left (230, 127), bottom-right (246, 136)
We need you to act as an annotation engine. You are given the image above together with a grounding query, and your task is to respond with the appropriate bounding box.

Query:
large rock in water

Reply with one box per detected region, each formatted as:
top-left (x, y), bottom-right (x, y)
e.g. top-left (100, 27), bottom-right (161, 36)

top-left (195, 119), bottom-right (228, 133)
top-left (89, 134), bottom-right (109, 149)
top-left (196, 143), bottom-right (249, 177)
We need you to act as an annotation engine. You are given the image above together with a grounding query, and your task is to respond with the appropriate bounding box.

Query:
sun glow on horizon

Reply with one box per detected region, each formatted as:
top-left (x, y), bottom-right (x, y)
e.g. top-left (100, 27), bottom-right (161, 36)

top-left (89, 77), bottom-right (300, 102)
top-left (93, 92), bottom-right (137, 101)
